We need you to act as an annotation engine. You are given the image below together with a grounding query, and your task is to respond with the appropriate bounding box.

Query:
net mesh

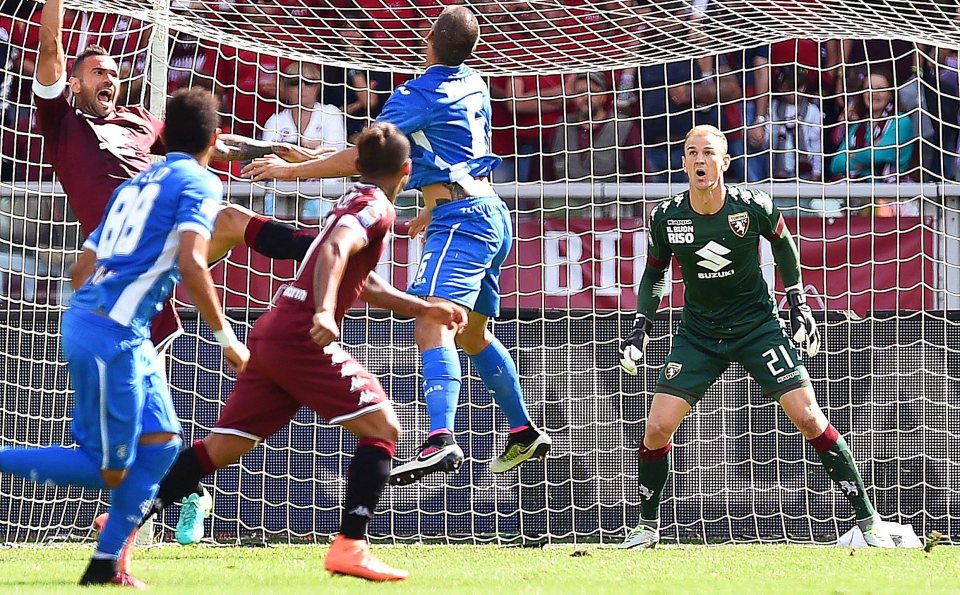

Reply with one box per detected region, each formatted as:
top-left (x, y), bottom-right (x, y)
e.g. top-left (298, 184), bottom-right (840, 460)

top-left (0, 0), bottom-right (958, 544)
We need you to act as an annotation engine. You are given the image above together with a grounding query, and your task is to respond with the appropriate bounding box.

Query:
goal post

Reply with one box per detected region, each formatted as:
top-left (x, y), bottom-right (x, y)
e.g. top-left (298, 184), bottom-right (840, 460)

top-left (0, 0), bottom-right (958, 545)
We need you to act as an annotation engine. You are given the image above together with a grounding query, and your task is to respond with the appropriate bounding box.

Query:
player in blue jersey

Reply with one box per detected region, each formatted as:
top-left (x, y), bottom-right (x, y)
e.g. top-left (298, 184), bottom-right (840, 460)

top-left (243, 5), bottom-right (551, 484)
top-left (0, 88), bottom-right (250, 588)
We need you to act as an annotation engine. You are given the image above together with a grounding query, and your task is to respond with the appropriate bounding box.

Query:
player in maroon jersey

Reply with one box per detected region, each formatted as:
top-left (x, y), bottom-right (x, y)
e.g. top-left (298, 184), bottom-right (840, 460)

top-left (131, 123), bottom-right (463, 581)
top-left (33, 0), bottom-right (313, 350)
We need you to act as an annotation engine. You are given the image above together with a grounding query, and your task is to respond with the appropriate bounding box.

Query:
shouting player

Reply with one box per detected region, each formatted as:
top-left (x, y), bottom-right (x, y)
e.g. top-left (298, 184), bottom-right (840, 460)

top-left (0, 88), bottom-right (249, 588)
top-left (34, 0), bottom-right (304, 348)
top-left (131, 123), bottom-right (464, 581)
top-left (243, 5), bottom-right (551, 485)
top-left (618, 125), bottom-right (894, 549)
top-left (34, 0), bottom-right (324, 544)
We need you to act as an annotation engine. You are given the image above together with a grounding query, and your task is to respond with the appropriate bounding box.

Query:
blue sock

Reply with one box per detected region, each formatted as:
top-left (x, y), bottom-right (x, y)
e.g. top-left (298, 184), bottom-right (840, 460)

top-left (0, 445), bottom-right (105, 490)
top-left (422, 346), bottom-right (461, 433)
top-left (97, 439), bottom-right (180, 559)
top-left (470, 339), bottom-right (531, 429)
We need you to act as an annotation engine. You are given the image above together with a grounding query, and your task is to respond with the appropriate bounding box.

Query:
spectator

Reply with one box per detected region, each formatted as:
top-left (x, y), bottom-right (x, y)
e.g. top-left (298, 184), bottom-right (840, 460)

top-left (918, 45), bottom-right (959, 181)
top-left (550, 73), bottom-right (634, 189)
top-left (260, 62), bottom-right (346, 218)
top-left (769, 67), bottom-right (822, 181)
top-left (337, 24), bottom-right (392, 142)
top-left (829, 71), bottom-right (916, 184)
top-left (640, 57), bottom-right (719, 184)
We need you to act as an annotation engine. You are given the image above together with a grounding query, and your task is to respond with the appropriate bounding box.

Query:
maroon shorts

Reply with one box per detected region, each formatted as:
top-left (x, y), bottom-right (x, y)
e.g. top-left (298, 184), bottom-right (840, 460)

top-left (150, 298), bottom-right (182, 351)
top-left (213, 333), bottom-right (389, 441)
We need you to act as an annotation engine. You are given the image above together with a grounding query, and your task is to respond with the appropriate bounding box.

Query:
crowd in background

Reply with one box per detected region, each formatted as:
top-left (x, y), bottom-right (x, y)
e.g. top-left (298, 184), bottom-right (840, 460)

top-left (0, 0), bottom-right (958, 220)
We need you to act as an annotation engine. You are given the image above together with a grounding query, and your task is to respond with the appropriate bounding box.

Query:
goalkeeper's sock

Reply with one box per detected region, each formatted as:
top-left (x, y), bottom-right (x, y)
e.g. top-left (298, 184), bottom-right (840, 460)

top-left (98, 440), bottom-right (179, 558)
top-left (340, 438), bottom-right (394, 539)
top-left (470, 339), bottom-right (532, 430)
top-left (422, 346), bottom-right (462, 433)
top-left (638, 441), bottom-right (672, 522)
top-left (149, 441), bottom-right (218, 518)
top-left (809, 424), bottom-right (876, 520)
top-left (0, 445), bottom-right (105, 490)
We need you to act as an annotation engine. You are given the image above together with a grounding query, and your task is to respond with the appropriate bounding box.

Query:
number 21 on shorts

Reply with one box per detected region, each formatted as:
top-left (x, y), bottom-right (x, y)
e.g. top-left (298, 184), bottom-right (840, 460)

top-left (763, 345), bottom-right (796, 376)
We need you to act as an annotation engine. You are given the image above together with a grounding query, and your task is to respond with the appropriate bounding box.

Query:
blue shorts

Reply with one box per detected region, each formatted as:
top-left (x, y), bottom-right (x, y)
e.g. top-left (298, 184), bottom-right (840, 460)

top-left (62, 308), bottom-right (181, 470)
top-left (408, 195), bottom-right (511, 318)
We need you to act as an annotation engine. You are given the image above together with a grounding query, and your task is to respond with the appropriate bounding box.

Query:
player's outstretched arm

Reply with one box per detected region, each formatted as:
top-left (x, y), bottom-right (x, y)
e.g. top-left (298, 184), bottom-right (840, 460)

top-left (210, 134), bottom-right (334, 163)
top-left (36, 0), bottom-right (67, 86)
top-left (360, 272), bottom-right (466, 330)
top-left (310, 223), bottom-right (366, 347)
top-left (179, 230), bottom-right (250, 372)
top-left (241, 147), bottom-right (360, 182)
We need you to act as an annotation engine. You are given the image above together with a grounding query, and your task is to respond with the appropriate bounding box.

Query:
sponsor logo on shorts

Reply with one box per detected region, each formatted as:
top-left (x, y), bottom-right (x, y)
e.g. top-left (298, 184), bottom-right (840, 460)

top-left (777, 370), bottom-right (801, 383)
top-left (281, 285), bottom-right (307, 302)
top-left (728, 212), bottom-right (750, 237)
top-left (664, 362), bottom-right (682, 380)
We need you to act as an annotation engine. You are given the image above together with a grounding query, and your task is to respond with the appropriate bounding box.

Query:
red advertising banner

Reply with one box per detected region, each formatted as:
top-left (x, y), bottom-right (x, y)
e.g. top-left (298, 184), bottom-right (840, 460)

top-left (207, 216), bottom-right (935, 315)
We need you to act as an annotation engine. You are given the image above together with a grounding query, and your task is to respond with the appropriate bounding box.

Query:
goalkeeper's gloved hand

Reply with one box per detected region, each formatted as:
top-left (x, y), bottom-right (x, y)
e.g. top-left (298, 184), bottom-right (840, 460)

top-left (787, 288), bottom-right (821, 357)
top-left (620, 314), bottom-right (653, 376)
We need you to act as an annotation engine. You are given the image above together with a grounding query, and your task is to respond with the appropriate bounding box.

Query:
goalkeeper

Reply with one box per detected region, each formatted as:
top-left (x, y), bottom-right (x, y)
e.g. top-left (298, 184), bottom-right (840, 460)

top-left (618, 125), bottom-right (894, 549)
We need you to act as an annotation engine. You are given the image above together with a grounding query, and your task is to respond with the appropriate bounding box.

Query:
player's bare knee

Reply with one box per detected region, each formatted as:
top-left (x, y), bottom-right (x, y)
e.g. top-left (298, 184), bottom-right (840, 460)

top-left (204, 433), bottom-right (257, 469)
top-left (214, 204), bottom-right (254, 240)
top-left (455, 326), bottom-right (490, 354)
top-left (415, 316), bottom-right (455, 350)
top-left (101, 468), bottom-right (128, 489)
top-left (643, 418), bottom-right (676, 448)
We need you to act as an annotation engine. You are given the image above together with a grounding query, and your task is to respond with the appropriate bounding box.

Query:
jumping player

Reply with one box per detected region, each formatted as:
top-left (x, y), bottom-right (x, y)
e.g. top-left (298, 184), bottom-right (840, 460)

top-left (618, 125), bottom-right (894, 549)
top-left (0, 88), bottom-right (249, 587)
top-left (242, 5), bottom-right (551, 485)
top-left (133, 123), bottom-right (464, 581)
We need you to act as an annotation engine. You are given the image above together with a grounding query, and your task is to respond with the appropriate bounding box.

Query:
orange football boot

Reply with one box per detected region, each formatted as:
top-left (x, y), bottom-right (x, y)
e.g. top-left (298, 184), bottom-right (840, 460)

top-left (324, 534), bottom-right (408, 582)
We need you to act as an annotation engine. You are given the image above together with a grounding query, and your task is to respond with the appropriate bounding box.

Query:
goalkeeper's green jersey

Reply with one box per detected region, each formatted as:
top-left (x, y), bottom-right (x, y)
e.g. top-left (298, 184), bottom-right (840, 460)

top-left (646, 186), bottom-right (789, 339)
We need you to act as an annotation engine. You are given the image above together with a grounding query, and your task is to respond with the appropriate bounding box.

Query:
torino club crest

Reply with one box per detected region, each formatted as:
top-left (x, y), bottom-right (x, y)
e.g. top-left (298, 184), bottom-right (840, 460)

top-left (728, 212), bottom-right (749, 238)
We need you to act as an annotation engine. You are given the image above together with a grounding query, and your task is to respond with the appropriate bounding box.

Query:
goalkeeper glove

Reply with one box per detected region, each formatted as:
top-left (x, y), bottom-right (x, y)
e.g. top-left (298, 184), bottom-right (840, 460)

top-left (620, 314), bottom-right (653, 375)
top-left (787, 288), bottom-right (821, 357)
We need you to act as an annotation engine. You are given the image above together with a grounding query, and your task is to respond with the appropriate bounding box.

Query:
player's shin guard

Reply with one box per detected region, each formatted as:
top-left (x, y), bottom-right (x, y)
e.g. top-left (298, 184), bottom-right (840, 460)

top-left (145, 440), bottom-right (218, 520)
top-left (808, 424), bottom-right (875, 520)
top-left (97, 439), bottom-right (180, 560)
top-left (470, 339), bottom-right (531, 429)
top-left (422, 346), bottom-right (461, 433)
top-left (340, 438), bottom-right (395, 539)
top-left (0, 445), bottom-right (106, 490)
top-left (638, 441), bottom-right (672, 522)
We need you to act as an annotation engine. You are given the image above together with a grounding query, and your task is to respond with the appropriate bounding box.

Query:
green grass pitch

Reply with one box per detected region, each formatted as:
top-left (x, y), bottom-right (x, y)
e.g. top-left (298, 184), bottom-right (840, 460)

top-left (1, 543), bottom-right (958, 594)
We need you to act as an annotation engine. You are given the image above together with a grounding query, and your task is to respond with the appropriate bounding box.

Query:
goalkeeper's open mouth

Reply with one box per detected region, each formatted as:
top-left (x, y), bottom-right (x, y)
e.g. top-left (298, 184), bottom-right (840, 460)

top-left (694, 167), bottom-right (707, 178)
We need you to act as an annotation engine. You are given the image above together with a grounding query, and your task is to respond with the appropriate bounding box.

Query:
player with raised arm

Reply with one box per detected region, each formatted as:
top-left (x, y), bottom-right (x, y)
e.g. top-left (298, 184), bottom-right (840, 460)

top-left (32, 0), bottom-right (325, 545)
top-left (129, 123), bottom-right (464, 581)
top-left (618, 125), bottom-right (894, 550)
top-left (243, 5), bottom-right (551, 485)
top-left (0, 88), bottom-right (249, 588)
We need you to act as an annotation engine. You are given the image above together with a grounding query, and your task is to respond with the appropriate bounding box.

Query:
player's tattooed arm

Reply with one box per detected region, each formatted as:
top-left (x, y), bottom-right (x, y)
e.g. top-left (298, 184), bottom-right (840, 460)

top-left (211, 134), bottom-right (334, 163)
top-left (36, 0), bottom-right (67, 86)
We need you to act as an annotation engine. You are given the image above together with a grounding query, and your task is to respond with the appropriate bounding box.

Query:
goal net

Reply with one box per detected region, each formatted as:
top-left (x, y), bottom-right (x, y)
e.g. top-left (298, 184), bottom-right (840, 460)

top-left (0, 0), bottom-right (958, 545)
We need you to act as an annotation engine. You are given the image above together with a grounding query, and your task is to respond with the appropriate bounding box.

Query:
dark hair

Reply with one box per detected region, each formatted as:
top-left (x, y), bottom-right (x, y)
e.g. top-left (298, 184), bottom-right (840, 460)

top-left (162, 88), bottom-right (221, 155)
top-left (432, 6), bottom-right (479, 66)
top-left (71, 45), bottom-right (110, 76)
top-left (356, 122), bottom-right (410, 177)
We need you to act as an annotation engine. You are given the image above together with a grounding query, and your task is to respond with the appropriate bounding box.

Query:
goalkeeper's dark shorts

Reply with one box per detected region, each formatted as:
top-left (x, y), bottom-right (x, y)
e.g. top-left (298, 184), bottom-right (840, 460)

top-left (655, 318), bottom-right (811, 406)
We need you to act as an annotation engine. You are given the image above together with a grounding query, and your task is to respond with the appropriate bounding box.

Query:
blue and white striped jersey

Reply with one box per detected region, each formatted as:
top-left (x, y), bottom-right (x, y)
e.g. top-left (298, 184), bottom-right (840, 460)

top-left (71, 152), bottom-right (221, 336)
top-left (377, 64), bottom-right (502, 190)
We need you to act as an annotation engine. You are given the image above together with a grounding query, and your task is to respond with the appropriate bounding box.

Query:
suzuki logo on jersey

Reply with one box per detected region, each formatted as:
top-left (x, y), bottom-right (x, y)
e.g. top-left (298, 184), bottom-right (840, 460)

top-left (728, 212), bottom-right (750, 238)
top-left (695, 241), bottom-right (734, 279)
